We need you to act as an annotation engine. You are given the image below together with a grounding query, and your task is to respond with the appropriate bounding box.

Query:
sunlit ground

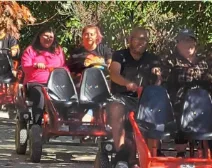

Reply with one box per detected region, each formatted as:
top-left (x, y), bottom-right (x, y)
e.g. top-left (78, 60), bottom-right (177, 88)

top-left (0, 110), bottom-right (201, 168)
top-left (0, 113), bottom-right (96, 168)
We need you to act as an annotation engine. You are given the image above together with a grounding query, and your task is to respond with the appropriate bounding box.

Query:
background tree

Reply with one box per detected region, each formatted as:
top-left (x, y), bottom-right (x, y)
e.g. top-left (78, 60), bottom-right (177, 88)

top-left (0, 1), bottom-right (35, 39)
top-left (13, 1), bottom-right (211, 58)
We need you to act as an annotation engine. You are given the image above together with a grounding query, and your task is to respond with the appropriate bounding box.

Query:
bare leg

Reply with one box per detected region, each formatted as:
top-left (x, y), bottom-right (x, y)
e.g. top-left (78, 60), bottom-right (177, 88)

top-left (107, 102), bottom-right (126, 151)
top-left (107, 101), bottom-right (138, 167)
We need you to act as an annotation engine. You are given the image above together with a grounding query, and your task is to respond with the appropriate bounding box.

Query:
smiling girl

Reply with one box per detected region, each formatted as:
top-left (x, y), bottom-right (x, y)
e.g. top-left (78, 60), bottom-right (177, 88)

top-left (67, 25), bottom-right (112, 88)
top-left (21, 25), bottom-right (68, 125)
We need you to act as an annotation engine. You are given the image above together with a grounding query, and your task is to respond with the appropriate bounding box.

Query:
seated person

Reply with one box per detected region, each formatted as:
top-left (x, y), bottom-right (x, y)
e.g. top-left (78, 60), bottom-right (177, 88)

top-left (165, 29), bottom-right (209, 157)
top-left (21, 25), bottom-right (68, 125)
top-left (107, 27), bottom-right (162, 168)
top-left (0, 25), bottom-right (20, 78)
top-left (67, 25), bottom-right (112, 88)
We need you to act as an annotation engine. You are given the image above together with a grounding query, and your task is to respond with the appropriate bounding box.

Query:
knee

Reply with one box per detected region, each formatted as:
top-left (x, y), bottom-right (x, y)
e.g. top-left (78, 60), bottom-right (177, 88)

top-left (28, 87), bottom-right (44, 103)
top-left (106, 101), bottom-right (126, 123)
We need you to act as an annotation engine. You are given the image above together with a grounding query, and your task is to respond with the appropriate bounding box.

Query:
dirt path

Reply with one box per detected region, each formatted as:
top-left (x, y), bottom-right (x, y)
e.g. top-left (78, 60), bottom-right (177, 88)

top-left (0, 117), bottom-right (97, 168)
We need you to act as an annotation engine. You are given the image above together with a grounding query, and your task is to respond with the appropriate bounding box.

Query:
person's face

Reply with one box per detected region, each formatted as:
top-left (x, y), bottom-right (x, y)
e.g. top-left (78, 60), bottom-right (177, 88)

top-left (177, 36), bottom-right (196, 58)
top-left (82, 28), bottom-right (98, 46)
top-left (129, 30), bottom-right (149, 56)
top-left (39, 31), bottom-right (55, 49)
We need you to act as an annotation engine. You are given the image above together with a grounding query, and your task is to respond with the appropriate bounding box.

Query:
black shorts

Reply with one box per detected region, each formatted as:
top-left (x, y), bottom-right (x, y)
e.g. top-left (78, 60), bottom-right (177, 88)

top-left (111, 94), bottom-right (138, 114)
top-left (107, 94), bottom-right (138, 132)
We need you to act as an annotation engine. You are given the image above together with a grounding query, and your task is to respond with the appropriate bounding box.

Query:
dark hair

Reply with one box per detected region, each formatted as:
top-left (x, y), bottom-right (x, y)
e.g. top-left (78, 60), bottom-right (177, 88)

top-left (31, 25), bottom-right (59, 53)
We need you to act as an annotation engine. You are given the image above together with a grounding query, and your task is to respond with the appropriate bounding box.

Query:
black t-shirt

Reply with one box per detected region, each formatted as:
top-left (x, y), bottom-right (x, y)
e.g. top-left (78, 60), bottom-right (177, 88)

top-left (111, 48), bottom-right (160, 95)
top-left (67, 43), bottom-right (112, 74)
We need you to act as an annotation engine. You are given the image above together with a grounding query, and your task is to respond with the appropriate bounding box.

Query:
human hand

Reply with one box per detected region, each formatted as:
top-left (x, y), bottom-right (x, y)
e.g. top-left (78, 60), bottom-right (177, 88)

top-left (12, 70), bottom-right (17, 77)
top-left (152, 67), bottom-right (163, 85)
top-left (187, 68), bottom-right (194, 76)
top-left (126, 82), bottom-right (138, 92)
top-left (34, 63), bottom-right (46, 69)
top-left (193, 68), bottom-right (201, 79)
top-left (151, 67), bottom-right (161, 76)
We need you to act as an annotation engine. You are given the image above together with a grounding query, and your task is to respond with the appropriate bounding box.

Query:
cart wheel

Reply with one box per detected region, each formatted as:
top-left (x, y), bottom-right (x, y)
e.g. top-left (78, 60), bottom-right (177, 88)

top-left (15, 120), bottom-right (28, 154)
top-left (29, 125), bottom-right (42, 163)
top-left (94, 151), bottom-right (110, 168)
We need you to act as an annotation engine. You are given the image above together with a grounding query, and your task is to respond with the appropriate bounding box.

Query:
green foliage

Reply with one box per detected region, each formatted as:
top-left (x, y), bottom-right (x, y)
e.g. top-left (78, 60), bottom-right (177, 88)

top-left (18, 1), bottom-right (70, 54)
top-left (98, 1), bottom-right (142, 50)
top-left (99, 1), bottom-right (178, 56)
top-left (18, 1), bottom-right (212, 58)
top-left (160, 1), bottom-right (212, 46)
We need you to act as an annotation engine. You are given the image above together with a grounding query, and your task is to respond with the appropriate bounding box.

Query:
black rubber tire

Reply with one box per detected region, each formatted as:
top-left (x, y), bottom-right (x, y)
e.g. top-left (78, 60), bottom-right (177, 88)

top-left (94, 151), bottom-right (110, 168)
top-left (29, 125), bottom-right (43, 163)
top-left (15, 120), bottom-right (28, 155)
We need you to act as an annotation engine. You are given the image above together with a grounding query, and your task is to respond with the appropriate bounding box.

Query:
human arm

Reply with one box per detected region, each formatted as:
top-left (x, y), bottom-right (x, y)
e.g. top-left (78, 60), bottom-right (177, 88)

top-left (21, 46), bottom-right (36, 74)
top-left (150, 55), bottom-right (163, 85)
top-left (110, 51), bottom-right (138, 91)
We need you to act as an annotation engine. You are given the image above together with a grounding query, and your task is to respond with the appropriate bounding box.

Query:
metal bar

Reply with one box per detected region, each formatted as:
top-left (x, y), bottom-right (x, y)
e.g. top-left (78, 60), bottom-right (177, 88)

top-left (44, 142), bottom-right (98, 147)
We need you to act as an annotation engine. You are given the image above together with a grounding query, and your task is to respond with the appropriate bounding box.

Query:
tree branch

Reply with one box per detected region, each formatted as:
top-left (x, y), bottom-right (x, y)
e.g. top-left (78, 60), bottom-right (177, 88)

top-left (27, 12), bottom-right (58, 26)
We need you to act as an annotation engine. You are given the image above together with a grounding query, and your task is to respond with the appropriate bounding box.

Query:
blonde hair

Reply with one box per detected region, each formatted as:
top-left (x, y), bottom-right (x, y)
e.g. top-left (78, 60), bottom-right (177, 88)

top-left (82, 25), bottom-right (103, 44)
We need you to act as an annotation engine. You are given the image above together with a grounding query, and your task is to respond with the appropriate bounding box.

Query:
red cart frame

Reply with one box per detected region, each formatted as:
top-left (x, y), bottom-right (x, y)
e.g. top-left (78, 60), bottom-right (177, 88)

top-left (129, 112), bottom-right (212, 168)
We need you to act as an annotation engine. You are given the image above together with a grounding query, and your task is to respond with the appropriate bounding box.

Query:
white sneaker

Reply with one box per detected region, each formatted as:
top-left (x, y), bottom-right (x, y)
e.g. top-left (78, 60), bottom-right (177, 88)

top-left (115, 161), bottom-right (129, 168)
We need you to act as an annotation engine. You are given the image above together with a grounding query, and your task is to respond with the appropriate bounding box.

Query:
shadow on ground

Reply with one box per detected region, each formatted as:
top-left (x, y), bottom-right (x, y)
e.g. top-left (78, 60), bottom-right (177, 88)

top-left (0, 117), bottom-right (97, 168)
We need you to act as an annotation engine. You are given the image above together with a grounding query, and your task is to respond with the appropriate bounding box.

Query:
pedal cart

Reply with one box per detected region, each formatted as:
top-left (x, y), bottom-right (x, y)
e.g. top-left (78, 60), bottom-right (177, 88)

top-left (0, 48), bottom-right (21, 118)
top-left (15, 67), bottom-right (112, 163)
top-left (94, 83), bottom-right (212, 168)
top-left (130, 83), bottom-right (212, 168)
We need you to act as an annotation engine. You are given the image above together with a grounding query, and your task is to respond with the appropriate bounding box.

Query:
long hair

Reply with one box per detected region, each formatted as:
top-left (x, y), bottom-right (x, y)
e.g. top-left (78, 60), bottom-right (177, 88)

top-left (82, 25), bottom-right (103, 44)
top-left (31, 25), bottom-right (59, 54)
